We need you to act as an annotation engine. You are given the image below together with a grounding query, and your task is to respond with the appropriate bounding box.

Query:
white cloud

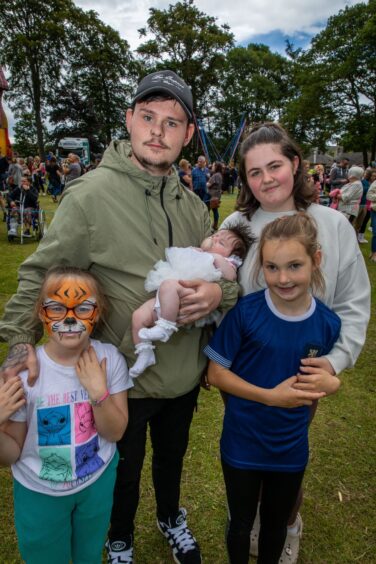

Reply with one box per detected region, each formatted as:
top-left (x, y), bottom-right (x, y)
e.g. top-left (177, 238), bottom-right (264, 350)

top-left (75, 0), bottom-right (358, 49)
top-left (2, 0), bottom-right (358, 141)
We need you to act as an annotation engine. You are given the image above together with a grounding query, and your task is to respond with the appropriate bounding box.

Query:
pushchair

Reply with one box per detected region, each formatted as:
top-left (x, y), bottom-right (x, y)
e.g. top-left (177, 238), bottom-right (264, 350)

top-left (7, 189), bottom-right (47, 243)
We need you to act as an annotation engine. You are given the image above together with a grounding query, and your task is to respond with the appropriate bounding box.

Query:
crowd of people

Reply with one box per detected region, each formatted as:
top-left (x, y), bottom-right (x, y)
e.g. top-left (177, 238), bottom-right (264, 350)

top-left (180, 152), bottom-right (376, 250)
top-left (0, 69), bottom-right (372, 564)
top-left (179, 156), bottom-right (238, 230)
top-left (0, 152), bottom-right (102, 238)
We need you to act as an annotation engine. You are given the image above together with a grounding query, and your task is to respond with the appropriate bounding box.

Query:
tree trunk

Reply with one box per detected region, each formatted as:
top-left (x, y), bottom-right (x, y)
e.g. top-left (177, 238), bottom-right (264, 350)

top-left (30, 64), bottom-right (45, 159)
top-left (362, 147), bottom-right (368, 168)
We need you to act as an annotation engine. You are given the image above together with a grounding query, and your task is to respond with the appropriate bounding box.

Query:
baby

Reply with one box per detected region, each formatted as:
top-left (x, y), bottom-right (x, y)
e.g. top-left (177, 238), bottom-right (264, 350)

top-left (130, 224), bottom-right (254, 377)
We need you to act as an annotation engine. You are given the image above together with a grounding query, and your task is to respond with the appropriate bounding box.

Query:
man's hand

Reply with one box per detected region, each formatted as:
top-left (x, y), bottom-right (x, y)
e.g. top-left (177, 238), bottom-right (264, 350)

top-left (76, 346), bottom-right (107, 402)
top-left (294, 357), bottom-right (340, 396)
top-left (177, 279), bottom-right (222, 325)
top-left (0, 377), bottom-right (25, 424)
top-left (0, 344), bottom-right (39, 386)
top-left (267, 376), bottom-right (326, 408)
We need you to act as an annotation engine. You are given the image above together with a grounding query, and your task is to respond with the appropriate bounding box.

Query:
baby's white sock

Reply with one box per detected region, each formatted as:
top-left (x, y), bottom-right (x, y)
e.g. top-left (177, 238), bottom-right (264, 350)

top-left (129, 341), bottom-right (156, 378)
top-left (138, 318), bottom-right (178, 343)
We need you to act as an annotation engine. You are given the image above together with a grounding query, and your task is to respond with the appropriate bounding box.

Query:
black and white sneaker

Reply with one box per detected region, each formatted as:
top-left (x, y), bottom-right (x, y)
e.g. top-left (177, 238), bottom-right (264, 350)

top-left (157, 507), bottom-right (202, 563)
top-left (105, 535), bottom-right (133, 564)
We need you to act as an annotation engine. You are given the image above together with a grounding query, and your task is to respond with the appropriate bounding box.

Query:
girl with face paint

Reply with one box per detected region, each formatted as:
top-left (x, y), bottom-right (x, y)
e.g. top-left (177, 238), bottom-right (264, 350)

top-left (0, 267), bottom-right (132, 564)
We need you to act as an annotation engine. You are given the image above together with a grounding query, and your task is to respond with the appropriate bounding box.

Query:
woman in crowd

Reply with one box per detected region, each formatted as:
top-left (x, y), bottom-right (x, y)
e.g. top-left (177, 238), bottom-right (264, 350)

top-left (365, 177), bottom-right (376, 262)
top-left (178, 159), bottom-right (192, 190)
top-left (207, 161), bottom-right (223, 230)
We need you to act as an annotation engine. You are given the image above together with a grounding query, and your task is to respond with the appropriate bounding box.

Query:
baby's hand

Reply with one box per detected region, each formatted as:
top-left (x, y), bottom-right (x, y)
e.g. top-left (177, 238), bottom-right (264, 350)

top-left (0, 377), bottom-right (25, 424)
top-left (76, 346), bottom-right (107, 402)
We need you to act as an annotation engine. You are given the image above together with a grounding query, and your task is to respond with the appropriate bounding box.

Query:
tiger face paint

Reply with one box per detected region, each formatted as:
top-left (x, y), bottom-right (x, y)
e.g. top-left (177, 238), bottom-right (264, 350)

top-left (40, 278), bottom-right (98, 338)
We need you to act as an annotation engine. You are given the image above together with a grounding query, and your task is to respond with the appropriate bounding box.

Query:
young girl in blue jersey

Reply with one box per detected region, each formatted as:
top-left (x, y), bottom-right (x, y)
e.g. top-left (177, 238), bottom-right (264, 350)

top-left (0, 266), bottom-right (132, 564)
top-left (204, 213), bottom-right (341, 564)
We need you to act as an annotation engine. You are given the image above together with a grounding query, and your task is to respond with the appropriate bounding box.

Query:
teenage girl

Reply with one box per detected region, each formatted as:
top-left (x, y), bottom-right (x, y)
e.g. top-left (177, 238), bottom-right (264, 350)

top-left (0, 266), bottom-right (132, 564)
top-left (204, 213), bottom-right (341, 564)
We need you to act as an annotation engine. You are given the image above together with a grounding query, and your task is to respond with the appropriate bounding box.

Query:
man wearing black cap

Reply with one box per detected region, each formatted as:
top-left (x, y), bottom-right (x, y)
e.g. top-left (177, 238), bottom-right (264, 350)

top-left (0, 70), bottom-right (238, 563)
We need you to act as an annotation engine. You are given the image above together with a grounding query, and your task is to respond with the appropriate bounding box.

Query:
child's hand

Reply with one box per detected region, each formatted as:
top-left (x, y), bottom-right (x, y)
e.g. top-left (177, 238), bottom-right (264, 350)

top-left (0, 377), bottom-right (25, 425)
top-left (294, 357), bottom-right (340, 396)
top-left (268, 376), bottom-right (326, 408)
top-left (76, 346), bottom-right (107, 402)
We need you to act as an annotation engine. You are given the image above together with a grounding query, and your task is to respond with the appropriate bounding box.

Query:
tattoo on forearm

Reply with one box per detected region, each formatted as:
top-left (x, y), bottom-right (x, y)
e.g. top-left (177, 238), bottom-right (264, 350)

top-left (1, 344), bottom-right (29, 371)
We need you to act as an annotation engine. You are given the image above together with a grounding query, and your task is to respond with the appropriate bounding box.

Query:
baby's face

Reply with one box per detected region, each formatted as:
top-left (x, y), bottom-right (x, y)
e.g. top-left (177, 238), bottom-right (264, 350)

top-left (201, 230), bottom-right (237, 257)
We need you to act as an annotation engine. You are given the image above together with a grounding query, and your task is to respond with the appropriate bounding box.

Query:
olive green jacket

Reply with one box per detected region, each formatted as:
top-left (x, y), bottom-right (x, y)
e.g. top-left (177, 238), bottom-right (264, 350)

top-left (0, 141), bottom-right (238, 398)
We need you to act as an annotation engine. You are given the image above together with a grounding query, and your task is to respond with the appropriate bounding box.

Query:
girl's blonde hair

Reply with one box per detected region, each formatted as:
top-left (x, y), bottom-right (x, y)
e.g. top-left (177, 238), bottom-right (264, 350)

top-left (35, 266), bottom-right (108, 324)
top-left (179, 159), bottom-right (190, 170)
top-left (255, 212), bottom-right (325, 296)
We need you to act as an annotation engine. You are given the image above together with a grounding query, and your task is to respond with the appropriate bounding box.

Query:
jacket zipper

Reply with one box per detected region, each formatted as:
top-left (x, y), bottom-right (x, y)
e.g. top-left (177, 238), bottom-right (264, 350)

top-left (160, 177), bottom-right (173, 246)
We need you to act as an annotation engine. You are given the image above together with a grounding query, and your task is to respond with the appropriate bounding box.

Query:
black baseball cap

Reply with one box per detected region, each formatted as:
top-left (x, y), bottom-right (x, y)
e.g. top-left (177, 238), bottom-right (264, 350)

top-left (132, 70), bottom-right (193, 119)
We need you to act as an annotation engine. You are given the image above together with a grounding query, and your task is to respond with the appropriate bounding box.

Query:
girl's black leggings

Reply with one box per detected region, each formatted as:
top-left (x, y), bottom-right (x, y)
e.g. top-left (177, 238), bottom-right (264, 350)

top-left (222, 459), bottom-right (305, 564)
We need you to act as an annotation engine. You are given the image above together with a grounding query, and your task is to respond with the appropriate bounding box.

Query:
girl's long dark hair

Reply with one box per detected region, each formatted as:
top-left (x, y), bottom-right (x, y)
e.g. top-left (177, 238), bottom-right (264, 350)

top-left (237, 123), bottom-right (316, 220)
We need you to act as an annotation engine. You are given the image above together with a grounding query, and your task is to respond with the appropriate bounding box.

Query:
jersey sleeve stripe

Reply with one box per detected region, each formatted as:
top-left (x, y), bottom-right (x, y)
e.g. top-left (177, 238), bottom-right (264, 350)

top-left (203, 345), bottom-right (232, 368)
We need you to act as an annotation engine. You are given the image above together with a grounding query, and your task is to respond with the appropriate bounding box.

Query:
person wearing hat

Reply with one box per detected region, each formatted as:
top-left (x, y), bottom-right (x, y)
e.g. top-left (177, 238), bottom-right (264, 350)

top-left (0, 70), bottom-right (238, 563)
top-left (330, 166), bottom-right (364, 223)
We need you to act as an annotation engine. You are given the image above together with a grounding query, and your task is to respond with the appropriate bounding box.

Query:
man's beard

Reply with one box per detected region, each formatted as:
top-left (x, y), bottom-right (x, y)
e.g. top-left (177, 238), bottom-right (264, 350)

top-left (131, 146), bottom-right (174, 174)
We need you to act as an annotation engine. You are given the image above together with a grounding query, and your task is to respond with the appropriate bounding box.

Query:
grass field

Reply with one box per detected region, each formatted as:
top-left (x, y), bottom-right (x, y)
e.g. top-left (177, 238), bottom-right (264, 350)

top-left (0, 193), bottom-right (375, 563)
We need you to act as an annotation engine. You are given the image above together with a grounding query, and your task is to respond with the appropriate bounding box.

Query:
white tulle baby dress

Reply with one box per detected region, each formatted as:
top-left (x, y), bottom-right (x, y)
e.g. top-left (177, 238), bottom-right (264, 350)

top-left (144, 247), bottom-right (224, 327)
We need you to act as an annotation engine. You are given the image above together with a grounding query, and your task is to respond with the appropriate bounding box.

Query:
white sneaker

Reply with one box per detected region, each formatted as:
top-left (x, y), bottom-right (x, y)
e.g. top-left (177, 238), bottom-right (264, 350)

top-left (279, 513), bottom-right (303, 564)
top-left (358, 234), bottom-right (368, 243)
top-left (157, 507), bottom-right (202, 563)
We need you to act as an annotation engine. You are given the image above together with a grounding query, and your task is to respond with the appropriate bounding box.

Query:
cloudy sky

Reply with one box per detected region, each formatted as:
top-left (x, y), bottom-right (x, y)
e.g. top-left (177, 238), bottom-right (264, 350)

top-left (75, 0), bottom-right (356, 52)
top-left (3, 0), bottom-right (357, 140)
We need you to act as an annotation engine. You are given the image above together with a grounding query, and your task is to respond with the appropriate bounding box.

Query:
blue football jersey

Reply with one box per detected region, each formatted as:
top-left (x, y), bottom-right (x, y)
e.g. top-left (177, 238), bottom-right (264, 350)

top-left (204, 289), bottom-right (341, 472)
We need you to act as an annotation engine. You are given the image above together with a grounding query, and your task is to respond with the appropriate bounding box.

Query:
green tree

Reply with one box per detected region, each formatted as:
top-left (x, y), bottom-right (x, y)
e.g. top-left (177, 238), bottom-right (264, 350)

top-left (12, 112), bottom-right (40, 157)
top-left (50, 9), bottom-right (135, 147)
top-left (137, 0), bottom-right (234, 116)
top-left (283, 1), bottom-right (376, 163)
top-left (214, 44), bottom-right (292, 156)
top-left (48, 88), bottom-right (105, 154)
top-left (0, 0), bottom-right (69, 158)
top-left (281, 43), bottom-right (337, 152)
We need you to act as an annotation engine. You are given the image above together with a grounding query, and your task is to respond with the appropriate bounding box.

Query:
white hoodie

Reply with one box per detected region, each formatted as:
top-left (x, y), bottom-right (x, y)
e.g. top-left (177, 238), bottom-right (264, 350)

top-left (222, 204), bottom-right (370, 374)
